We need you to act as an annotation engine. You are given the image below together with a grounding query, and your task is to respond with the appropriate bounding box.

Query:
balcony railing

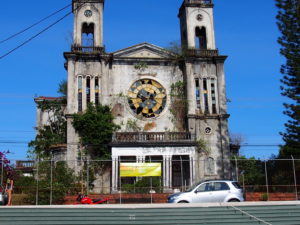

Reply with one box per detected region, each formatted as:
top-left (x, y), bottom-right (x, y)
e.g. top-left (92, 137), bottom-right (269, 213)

top-left (16, 160), bottom-right (34, 169)
top-left (71, 45), bottom-right (104, 53)
top-left (185, 49), bottom-right (219, 57)
top-left (15, 160), bottom-right (35, 173)
top-left (113, 132), bottom-right (195, 143)
top-left (185, 0), bottom-right (213, 4)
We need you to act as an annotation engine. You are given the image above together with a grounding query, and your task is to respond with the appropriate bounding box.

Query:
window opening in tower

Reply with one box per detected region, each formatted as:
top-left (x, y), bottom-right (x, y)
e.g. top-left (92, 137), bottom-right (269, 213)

top-left (195, 27), bottom-right (207, 50)
top-left (81, 23), bottom-right (94, 52)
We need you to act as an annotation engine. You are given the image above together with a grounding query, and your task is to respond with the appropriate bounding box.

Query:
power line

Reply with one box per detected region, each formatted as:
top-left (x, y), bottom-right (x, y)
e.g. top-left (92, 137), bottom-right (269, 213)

top-left (0, 2), bottom-right (85, 60)
top-left (0, 13), bottom-right (71, 60)
top-left (0, 4), bottom-right (71, 45)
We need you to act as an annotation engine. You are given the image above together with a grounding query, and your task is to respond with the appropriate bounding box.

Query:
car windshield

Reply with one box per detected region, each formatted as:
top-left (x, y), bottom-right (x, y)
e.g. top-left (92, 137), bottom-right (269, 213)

top-left (232, 182), bottom-right (242, 189)
top-left (185, 181), bottom-right (202, 192)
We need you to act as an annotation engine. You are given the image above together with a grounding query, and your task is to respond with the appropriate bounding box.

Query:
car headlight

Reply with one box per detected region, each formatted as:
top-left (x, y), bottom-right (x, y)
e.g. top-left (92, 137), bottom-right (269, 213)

top-left (169, 195), bottom-right (179, 201)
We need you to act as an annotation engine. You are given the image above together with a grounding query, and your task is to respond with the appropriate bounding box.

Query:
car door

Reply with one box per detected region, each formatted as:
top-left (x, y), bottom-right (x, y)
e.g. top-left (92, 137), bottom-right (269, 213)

top-left (211, 182), bottom-right (231, 202)
top-left (191, 182), bottom-right (214, 203)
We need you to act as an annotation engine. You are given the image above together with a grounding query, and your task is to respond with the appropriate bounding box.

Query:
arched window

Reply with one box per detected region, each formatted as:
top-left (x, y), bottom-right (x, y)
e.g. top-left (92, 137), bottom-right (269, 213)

top-left (81, 23), bottom-right (94, 52)
top-left (195, 27), bottom-right (207, 50)
top-left (78, 76), bottom-right (83, 112)
top-left (95, 77), bottom-right (99, 105)
top-left (203, 78), bottom-right (209, 113)
top-left (195, 78), bottom-right (201, 109)
top-left (211, 78), bottom-right (217, 114)
top-left (86, 76), bottom-right (91, 104)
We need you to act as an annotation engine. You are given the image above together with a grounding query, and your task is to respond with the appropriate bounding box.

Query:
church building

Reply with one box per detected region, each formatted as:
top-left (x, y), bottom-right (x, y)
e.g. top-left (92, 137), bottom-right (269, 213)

top-left (37, 0), bottom-right (231, 193)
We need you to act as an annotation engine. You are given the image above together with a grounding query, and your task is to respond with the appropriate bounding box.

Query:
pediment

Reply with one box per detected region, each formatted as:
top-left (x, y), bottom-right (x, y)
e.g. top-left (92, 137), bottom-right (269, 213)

top-left (112, 43), bottom-right (176, 59)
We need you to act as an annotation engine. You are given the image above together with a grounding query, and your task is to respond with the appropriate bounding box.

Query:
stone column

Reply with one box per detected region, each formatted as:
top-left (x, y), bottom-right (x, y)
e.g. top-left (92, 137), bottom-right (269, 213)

top-left (207, 78), bottom-right (212, 114)
top-left (216, 59), bottom-right (227, 114)
top-left (101, 61), bottom-right (108, 105)
top-left (112, 156), bottom-right (119, 193)
top-left (214, 79), bottom-right (220, 114)
top-left (189, 155), bottom-right (196, 186)
top-left (82, 76), bottom-right (87, 111)
top-left (186, 63), bottom-right (196, 115)
top-left (168, 156), bottom-right (173, 189)
top-left (163, 155), bottom-right (172, 192)
top-left (67, 59), bottom-right (76, 114)
top-left (90, 76), bottom-right (95, 104)
top-left (199, 77), bottom-right (205, 113)
top-left (163, 156), bottom-right (167, 189)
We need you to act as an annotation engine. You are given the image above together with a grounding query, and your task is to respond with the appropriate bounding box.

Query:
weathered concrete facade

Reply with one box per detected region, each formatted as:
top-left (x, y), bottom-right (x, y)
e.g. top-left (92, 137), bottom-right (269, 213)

top-left (36, 0), bottom-right (231, 192)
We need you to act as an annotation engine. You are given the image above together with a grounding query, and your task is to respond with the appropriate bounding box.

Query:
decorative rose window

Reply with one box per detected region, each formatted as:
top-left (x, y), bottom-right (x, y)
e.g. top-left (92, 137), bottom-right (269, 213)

top-left (127, 79), bottom-right (167, 118)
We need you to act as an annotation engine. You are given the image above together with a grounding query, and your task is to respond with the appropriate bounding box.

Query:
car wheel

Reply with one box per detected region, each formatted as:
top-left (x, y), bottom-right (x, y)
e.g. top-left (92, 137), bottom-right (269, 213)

top-left (228, 199), bottom-right (240, 202)
top-left (178, 200), bottom-right (189, 203)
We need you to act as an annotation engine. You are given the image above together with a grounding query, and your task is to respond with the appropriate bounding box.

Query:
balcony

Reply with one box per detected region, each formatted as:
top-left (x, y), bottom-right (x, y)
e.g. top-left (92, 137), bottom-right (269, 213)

top-left (185, 0), bottom-right (213, 4)
top-left (112, 132), bottom-right (196, 146)
top-left (15, 160), bottom-right (35, 173)
top-left (185, 49), bottom-right (219, 57)
top-left (71, 45), bottom-right (104, 53)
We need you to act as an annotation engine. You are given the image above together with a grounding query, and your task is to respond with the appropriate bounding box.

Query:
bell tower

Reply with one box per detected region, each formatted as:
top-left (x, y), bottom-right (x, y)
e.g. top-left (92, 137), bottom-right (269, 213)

top-left (179, 0), bottom-right (231, 178)
top-left (179, 0), bottom-right (216, 50)
top-left (72, 0), bottom-right (104, 50)
top-left (64, 0), bottom-right (107, 167)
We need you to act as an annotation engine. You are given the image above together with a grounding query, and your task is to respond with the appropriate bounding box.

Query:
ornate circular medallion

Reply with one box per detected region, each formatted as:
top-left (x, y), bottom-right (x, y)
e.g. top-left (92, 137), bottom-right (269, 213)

top-left (205, 127), bottom-right (212, 135)
top-left (196, 14), bottom-right (203, 21)
top-left (84, 10), bottom-right (93, 17)
top-left (127, 79), bottom-right (167, 118)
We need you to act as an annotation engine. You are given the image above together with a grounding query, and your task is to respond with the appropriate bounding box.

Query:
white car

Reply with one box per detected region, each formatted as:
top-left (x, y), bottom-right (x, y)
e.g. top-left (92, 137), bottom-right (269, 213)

top-left (168, 180), bottom-right (244, 203)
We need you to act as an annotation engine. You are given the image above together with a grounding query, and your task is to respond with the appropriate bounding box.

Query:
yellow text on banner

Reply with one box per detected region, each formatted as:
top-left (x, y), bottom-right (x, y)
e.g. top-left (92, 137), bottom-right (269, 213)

top-left (120, 163), bottom-right (161, 177)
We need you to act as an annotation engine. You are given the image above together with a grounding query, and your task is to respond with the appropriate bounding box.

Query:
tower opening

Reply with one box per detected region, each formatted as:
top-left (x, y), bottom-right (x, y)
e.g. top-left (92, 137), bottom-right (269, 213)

top-left (81, 23), bottom-right (94, 52)
top-left (195, 27), bottom-right (207, 50)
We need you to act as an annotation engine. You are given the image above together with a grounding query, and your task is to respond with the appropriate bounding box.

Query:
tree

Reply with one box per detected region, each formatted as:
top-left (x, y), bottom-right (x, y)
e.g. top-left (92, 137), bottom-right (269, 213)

top-left (0, 151), bottom-right (13, 185)
top-left (72, 104), bottom-right (120, 159)
top-left (57, 80), bottom-right (67, 97)
top-left (18, 161), bottom-right (79, 205)
top-left (28, 99), bottom-right (67, 159)
top-left (232, 156), bottom-right (265, 191)
top-left (276, 0), bottom-right (300, 158)
top-left (0, 151), bottom-right (12, 171)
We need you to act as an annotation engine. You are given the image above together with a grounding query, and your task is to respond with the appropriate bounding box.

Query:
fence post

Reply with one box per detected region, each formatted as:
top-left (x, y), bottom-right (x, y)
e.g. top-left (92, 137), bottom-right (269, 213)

top-left (35, 158), bottom-right (39, 205)
top-left (234, 156), bottom-right (238, 182)
top-left (86, 159), bottom-right (89, 195)
top-left (119, 156), bottom-right (121, 204)
top-left (50, 158), bottom-right (53, 205)
top-left (264, 160), bottom-right (269, 201)
top-left (180, 156), bottom-right (183, 191)
top-left (150, 156), bottom-right (153, 204)
top-left (291, 155), bottom-right (298, 200)
top-left (1, 157), bottom-right (3, 187)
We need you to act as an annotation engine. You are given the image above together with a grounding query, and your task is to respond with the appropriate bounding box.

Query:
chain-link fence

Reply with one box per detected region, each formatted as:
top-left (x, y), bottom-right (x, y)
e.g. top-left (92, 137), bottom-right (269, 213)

top-left (1, 158), bottom-right (299, 205)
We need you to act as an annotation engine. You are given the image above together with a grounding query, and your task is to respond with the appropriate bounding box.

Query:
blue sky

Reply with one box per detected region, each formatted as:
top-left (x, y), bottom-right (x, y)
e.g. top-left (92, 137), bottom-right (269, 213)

top-left (0, 0), bottom-right (285, 160)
